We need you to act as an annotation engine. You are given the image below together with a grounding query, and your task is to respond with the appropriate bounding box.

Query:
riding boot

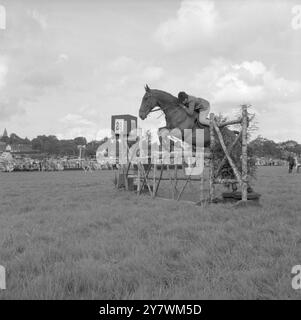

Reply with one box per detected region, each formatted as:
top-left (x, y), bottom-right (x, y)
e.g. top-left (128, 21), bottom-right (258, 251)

top-left (196, 118), bottom-right (210, 128)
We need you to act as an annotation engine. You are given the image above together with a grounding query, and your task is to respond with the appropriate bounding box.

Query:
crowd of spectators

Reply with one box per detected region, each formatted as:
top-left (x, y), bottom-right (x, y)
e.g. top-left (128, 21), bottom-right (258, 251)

top-left (0, 156), bottom-right (119, 172)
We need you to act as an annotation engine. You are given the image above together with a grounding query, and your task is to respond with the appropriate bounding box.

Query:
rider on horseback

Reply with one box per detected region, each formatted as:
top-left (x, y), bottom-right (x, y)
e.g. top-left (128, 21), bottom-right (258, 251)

top-left (178, 91), bottom-right (210, 126)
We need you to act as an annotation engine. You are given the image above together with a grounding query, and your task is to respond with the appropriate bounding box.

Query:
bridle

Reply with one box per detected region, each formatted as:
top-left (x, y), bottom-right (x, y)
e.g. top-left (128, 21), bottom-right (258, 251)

top-left (144, 92), bottom-right (165, 118)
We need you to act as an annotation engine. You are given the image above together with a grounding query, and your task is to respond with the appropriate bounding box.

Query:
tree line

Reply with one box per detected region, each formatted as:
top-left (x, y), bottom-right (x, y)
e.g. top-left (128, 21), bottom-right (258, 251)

top-left (1, 132), bottom-right (300, 159)
top-left (0, 133), bottom-right (108, 157)
top-left (249, 136), bottom-right (301, 159)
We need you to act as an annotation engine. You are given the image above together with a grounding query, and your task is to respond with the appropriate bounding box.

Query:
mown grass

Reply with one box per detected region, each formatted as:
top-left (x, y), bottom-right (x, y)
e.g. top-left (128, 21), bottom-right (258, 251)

top-left (0, 167), bottom-right (301, 299)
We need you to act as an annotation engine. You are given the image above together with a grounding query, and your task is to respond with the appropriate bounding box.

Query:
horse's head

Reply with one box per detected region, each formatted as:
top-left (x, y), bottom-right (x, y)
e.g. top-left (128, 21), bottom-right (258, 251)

top-left (139, 84), bottom-right (158, 120)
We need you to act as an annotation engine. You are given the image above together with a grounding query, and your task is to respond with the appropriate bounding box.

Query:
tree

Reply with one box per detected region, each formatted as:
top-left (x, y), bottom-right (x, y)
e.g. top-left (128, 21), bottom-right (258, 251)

top-left (74, 137), bottom-right (87, 146)
top-left (249, 136), bottom-right (282, 158)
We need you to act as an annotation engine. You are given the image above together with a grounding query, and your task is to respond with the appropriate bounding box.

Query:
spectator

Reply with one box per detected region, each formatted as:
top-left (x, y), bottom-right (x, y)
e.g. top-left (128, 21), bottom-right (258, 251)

top-left (287, 153), bottom-right (296, 173)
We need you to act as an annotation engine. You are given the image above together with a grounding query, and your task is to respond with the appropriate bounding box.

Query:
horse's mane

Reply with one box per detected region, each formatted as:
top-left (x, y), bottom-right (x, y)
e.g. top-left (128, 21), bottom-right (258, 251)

top-left (151, 89), bottom-right (179, 105)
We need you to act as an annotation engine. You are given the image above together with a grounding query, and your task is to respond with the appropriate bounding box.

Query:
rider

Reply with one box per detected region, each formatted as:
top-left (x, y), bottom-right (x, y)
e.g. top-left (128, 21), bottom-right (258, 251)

top-left (178, 91), bottom-right (210, 126)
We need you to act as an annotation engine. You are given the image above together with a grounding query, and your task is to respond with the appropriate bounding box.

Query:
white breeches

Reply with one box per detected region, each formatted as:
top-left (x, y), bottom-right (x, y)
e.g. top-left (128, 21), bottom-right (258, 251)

top-left (198, 108), bottom-right (210, 125)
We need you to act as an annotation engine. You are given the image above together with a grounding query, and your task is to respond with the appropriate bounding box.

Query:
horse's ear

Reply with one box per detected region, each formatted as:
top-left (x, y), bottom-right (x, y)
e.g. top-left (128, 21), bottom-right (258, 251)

top-left (145, 84), bottom-right (150, 92)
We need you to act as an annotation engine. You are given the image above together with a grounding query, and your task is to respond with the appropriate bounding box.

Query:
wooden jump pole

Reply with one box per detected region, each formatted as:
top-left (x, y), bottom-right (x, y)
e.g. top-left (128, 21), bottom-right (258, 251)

top-left (208, 105), bottom-right (249, 204)
top-left (152, 161), bottom-right (157, 197)
top-left (214, 130), bottom-right (242, 179)
top-left (212, 120), bottom-right (242, 185)
top-left (209, 113), bottom-right (216, 202)
top-left (241, 105), bottom-right (248, 203)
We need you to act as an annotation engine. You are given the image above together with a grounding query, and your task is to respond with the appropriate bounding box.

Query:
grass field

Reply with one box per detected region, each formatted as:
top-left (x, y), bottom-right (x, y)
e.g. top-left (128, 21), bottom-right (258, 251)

top-left (0, 167), bottom-right (301, 299)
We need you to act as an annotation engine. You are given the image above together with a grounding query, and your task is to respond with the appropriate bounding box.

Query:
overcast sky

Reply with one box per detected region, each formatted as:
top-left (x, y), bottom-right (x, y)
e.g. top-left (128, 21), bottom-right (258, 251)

top-left (0, 0), bottom-right (300, 142)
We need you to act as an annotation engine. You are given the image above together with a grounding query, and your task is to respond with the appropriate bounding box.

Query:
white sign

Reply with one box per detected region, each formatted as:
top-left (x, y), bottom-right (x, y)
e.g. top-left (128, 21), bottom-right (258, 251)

top-left (0, 5), bottom-right (6, 30)
top-left (0, 265), bottom-right (5, 290)
top-left (128, 120), bottom-right (137, 141)
top-left (115, 119), bottom-right (125, 134)
top-left (292, 265), bottom-right (301, 290)
top-left (130, 120), bottom-right (136, 131)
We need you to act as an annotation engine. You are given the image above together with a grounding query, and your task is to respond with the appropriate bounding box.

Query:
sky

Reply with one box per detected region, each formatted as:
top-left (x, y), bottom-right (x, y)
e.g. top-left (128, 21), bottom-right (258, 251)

top-left (0, 0), bottom-right (300, 142)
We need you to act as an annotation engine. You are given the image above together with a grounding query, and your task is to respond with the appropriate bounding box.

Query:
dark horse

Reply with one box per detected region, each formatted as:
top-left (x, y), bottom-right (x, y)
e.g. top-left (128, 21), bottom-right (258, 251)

top-left (138, 85), bottom-right (255, 194)
top-left (139, 85), bottom-right (213, 147)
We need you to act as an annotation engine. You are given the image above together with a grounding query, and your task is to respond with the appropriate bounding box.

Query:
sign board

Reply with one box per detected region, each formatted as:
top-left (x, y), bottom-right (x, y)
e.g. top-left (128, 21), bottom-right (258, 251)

top-left (114, 119), bottom-right (125, 135)
top-left (111, 114), bottom-right (137, 137)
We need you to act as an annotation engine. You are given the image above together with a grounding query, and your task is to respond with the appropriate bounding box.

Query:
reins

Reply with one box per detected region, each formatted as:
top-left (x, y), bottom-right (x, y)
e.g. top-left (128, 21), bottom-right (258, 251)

top-left (149, 107), bottom-right (164, 119)
top-left (149, 107), bottom-right (161, 113)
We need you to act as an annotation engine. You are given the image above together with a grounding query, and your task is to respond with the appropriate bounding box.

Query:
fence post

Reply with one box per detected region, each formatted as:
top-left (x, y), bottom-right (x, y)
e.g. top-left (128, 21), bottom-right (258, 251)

top-left (241, 105), bottom-right (248, 202)
top-left (209, 113), bottom-right (215, 202)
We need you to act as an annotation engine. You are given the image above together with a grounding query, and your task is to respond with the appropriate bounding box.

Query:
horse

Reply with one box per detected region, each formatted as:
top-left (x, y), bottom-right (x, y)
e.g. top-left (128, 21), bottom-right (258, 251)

top-left (138, 85), bottom-right (255, 195)
top-left (139, 84), bottom-right (236, 148)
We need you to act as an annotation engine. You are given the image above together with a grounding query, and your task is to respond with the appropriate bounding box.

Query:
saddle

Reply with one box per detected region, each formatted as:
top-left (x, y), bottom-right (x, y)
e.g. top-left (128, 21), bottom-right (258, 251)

top-left (195, 118), bottom-right (208, 129)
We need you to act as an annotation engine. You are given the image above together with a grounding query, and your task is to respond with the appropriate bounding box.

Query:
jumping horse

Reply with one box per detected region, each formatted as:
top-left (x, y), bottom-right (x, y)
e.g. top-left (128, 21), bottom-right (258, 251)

top-left (138, 84), bottom-right (236, 148)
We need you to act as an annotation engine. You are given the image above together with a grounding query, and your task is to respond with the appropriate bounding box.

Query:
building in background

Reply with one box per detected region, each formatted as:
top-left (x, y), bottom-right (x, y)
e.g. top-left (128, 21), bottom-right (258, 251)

top-left (0, 141), bottom-right (6, 152)
top-left (0, 128), bottom-right (37, 156)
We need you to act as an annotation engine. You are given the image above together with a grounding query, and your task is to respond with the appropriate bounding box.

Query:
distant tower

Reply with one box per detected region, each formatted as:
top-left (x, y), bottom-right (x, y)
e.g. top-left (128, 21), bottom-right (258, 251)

top-left (0, 128), bottom-right (9, 143)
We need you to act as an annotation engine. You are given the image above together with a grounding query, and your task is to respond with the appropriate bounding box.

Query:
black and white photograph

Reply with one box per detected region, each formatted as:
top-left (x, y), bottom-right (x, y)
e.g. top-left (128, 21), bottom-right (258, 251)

top-left (0, 0), bottom-right (301, 306)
